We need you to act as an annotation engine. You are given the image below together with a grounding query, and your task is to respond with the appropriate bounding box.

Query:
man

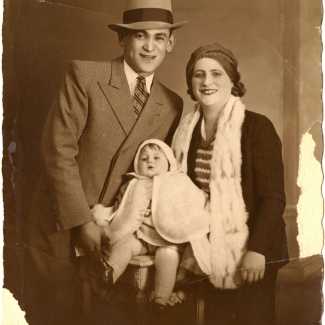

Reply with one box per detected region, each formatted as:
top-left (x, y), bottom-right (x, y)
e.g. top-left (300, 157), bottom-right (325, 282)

top-left (24, 1), bottom-right (186, 324)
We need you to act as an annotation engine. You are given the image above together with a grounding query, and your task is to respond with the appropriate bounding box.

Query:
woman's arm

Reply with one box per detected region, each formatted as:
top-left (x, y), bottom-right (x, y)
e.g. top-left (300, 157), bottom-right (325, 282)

top-left (241, 114), bottom-right (286, 282)
top-left (247, 115), bottom-right (286, 256)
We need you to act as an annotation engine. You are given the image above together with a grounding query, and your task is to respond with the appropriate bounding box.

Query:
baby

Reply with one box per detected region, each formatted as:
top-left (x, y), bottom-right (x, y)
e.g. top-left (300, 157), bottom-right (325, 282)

top-left (91, 139), bottom-right (210, 309)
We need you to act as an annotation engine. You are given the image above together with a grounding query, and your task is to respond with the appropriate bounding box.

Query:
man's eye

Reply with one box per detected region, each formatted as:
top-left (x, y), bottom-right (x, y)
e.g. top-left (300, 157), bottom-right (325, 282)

top-left (135, 34), bottom-right (145, 39)
top-left (156, 37), bottom-right (165, 41)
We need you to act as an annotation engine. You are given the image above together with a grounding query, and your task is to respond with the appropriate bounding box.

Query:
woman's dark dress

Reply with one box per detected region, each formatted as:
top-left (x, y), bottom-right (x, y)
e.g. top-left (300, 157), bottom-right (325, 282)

top-left (187, 110), bottom-right (288, 325)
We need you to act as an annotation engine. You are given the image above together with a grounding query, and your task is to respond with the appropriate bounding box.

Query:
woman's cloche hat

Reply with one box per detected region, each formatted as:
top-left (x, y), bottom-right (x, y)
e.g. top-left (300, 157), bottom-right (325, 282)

top-left (108, 0), bottom-right (187, 32)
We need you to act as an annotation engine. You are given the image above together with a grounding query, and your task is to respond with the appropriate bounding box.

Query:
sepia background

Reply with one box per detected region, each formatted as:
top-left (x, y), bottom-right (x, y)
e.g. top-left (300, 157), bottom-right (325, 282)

top-left (3, 0), bottom-right (323, 324)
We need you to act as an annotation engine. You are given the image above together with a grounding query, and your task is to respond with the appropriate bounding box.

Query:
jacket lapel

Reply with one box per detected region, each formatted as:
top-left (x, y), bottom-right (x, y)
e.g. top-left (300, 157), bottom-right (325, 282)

top-left (98, 56), bottom-right (135, 136)
top-left (99, 56), bottom-right (172, 145)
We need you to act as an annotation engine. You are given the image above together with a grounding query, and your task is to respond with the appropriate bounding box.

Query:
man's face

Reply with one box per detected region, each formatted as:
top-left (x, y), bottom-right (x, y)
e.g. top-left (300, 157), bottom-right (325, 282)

top-left (119, 29), bottom-right (176, 77)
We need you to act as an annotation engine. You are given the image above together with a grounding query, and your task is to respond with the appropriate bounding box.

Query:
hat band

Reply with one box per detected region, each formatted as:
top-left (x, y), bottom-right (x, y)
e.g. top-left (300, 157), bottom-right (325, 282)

top-left (123, 8), bottom-right (173, 25)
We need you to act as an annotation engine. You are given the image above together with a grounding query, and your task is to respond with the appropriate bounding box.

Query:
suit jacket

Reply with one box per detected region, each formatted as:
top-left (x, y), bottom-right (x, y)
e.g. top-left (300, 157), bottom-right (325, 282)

top-left (187, 110), bottom-right (288, 268)
top-left (27, 57), bottom-right (183, 263)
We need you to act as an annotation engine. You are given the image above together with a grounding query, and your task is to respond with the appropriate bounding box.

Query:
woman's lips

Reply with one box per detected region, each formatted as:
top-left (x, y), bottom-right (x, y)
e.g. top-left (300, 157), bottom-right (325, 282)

top-left (200, 89), bottom-right (217, 95)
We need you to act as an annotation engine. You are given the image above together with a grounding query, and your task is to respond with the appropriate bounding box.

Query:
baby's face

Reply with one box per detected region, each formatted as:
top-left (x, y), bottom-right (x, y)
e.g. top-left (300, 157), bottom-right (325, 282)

top-left (137, 146), bottom-right (169, 177)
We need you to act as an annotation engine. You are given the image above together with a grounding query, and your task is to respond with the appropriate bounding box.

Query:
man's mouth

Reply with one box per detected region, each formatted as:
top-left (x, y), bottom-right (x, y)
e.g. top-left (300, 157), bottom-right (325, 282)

top-left (200, 89), bottom-right (217, 95)
top-left (140, 54), bottom-right (156, 60)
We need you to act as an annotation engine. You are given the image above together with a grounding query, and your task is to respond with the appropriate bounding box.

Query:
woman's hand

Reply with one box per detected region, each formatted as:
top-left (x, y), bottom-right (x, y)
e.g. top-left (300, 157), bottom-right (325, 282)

top-left (240, 250), bottom-right (265, 284)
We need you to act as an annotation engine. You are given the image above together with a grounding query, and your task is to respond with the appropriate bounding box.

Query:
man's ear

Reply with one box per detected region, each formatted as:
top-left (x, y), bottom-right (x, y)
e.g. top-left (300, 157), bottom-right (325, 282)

top-left (118, 30), bottom-right (127, 47)
top-left (166, 33), bottom-right (176, 53)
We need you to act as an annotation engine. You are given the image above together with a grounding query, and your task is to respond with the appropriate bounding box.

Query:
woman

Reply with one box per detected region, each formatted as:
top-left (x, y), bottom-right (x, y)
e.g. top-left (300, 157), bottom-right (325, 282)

top-left (172, 43), bottom-right (288, 324)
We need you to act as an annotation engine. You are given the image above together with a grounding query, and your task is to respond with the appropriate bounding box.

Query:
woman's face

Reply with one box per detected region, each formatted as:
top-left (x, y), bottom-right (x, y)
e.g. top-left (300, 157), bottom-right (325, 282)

top-left (191, 57), bottom-right (233, 110)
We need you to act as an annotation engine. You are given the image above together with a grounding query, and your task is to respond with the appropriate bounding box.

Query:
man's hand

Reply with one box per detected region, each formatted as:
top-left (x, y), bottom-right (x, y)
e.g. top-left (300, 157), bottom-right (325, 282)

top-left (79, 221), bottom-right (102, 252)
top-left (240, 250), bottom-right (265, 285)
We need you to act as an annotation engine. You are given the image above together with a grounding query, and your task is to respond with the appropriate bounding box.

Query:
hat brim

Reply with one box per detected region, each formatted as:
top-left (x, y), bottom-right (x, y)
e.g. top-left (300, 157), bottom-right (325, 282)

top-left (108, 21), bottom-right (187, 32)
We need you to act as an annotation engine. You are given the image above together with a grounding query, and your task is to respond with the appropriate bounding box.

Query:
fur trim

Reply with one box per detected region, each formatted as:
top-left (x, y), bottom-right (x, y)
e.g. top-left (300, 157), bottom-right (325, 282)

top-left (209, 96), bottom-right (248, 289)
top-left (91, 204), bottom-right (111, 227)
top-left (172, 95), bottom-right (249, 289)
top-left (172, 103), bottom-right (201, 173)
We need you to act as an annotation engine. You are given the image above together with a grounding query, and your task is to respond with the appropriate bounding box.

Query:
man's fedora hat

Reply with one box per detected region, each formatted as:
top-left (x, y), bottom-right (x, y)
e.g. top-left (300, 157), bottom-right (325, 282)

top-left (108, 0), bottom-right (187, 32)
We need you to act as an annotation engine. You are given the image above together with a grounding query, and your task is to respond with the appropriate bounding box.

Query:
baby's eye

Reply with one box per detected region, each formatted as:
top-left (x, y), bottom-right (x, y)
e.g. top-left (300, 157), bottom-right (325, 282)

top-left (154, 156), bottom-right (160, 160)
top-left (141, 156), bottom-right (147, 161)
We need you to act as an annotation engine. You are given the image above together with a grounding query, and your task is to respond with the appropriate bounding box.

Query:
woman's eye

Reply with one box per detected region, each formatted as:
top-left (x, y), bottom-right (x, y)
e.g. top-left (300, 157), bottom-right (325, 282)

top-left (213, 72), bottom-right (221, 76)
top-left (194, 73), bottom-right (203, 78)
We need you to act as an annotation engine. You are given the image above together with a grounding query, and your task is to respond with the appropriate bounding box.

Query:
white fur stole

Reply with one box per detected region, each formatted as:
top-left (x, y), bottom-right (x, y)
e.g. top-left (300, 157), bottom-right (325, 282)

top-left (172, 95), bottom-right (249, 289)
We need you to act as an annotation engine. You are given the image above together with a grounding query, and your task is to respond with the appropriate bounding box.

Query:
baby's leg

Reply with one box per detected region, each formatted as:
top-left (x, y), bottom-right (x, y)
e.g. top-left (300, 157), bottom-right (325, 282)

top-left (154, 247), bottom-right (180, 306)
top-left (108, 236), bottom-right (146, 283)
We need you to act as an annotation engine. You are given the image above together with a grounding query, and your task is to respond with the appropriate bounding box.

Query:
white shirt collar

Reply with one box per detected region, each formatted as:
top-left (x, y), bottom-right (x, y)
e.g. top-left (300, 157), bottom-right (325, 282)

top-left (124, 60), bottom-right (154, 96)
top-left (201, 118), bottom-right (207, 141)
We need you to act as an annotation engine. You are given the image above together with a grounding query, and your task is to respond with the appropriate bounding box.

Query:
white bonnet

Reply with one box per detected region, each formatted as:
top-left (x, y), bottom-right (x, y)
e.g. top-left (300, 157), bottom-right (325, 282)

top-left (133, 139), bottom-right (177, 174)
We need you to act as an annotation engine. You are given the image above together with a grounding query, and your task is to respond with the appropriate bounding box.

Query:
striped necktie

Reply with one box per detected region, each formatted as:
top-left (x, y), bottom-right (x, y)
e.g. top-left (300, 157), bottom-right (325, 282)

top-left (133, 76), bottom-right (149, 118)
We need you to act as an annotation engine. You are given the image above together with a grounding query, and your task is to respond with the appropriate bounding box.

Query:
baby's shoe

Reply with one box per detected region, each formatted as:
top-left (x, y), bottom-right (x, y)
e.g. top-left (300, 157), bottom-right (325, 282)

top-left (152, 297), bottom-right (167, 312)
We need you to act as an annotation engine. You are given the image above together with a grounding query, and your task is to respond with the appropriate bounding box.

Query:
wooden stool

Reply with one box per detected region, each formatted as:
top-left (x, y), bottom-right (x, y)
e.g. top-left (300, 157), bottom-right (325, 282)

top-left (120, 255), bottom-right (205, 325)
top-left (194, 280), bottom-right (205, 325)
top-left (119, 255), bottom-right (155, 303)
top-left (81, 254), bottom-right (205, 325)
top-left (119, 255), bottom-right (155, 325)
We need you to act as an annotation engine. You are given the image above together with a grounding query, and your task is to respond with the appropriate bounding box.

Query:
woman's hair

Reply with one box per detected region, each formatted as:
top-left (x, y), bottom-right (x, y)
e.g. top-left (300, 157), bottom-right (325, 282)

top-left (186, 44), bottom-right (246, 101)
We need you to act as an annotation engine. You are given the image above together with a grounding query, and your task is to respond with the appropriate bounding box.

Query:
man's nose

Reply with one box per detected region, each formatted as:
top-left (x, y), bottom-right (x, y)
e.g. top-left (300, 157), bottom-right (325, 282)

top-left (144, 37), bottom-right (154, 51)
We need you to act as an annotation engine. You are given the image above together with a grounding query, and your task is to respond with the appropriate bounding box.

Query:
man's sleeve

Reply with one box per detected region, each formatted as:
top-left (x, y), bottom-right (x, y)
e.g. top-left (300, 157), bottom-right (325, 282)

top-left (247, 116), bottom-right (286, 257)
top-left (41, 61), bottom-right (93, 231)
